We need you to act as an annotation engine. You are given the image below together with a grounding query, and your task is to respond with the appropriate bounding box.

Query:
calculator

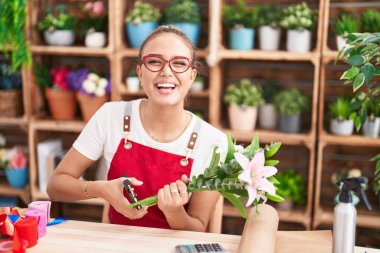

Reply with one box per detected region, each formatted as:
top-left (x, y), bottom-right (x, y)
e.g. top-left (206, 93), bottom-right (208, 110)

top-left (175, 243), bottom-right (226, 253)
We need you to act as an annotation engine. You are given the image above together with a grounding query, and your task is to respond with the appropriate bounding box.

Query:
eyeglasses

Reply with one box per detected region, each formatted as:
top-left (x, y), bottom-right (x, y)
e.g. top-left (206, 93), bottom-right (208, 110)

top-left (140, 55), bottom-right (193, 73)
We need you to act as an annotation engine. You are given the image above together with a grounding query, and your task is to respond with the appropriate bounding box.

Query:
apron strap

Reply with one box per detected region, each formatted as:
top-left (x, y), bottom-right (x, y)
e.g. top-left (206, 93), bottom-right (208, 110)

top-left (181, 118), bottom-right (202, 167)
top-left (123, 101), bottom-right (133, 149)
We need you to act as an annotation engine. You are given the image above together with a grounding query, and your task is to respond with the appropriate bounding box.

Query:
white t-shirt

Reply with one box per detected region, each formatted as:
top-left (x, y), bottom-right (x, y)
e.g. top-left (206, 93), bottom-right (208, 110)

top-left (73, 99), bottom-right (227, 177)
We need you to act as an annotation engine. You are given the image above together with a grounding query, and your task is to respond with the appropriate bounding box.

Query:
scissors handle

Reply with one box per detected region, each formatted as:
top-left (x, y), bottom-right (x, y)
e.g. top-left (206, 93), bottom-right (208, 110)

top-left (123, 178), bottom-right (142, 210)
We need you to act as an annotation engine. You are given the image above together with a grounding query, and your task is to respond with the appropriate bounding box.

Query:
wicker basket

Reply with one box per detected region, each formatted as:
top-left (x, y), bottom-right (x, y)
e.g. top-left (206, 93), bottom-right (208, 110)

top-left (0, 89), bottom-right (22, 117)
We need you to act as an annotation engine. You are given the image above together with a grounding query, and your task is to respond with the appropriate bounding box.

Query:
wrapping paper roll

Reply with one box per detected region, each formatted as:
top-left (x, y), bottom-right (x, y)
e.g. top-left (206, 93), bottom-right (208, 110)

top-left (14, 217), bottom-right (38, 248)
top-left (28, 201), bottom-right (51, 224)
top-left (25, 209), bottom-right (47, 237)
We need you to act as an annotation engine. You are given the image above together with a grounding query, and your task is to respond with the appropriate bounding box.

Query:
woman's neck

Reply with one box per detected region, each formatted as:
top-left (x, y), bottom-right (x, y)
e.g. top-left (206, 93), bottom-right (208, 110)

top-left (140, 100), bottom-right (191, 143)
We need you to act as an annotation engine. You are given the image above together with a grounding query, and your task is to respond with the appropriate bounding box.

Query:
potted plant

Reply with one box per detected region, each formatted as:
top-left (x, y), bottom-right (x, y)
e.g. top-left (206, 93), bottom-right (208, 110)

top-left (274, 88), bottom-right (307, 133)
top-left (68, 69), bottom-right (111, 121)
top-left (33, 64), bottom-right (77, 120)
top-left (334, 12), bottom-right (359, 51)
top-left (0, 64), bottom-right (23, 117)
top-left (360, 9), bottom-right (380, 33)
top-left (224, 78), bottom-right (264, 132)
top-left (37, 4), bottom-right (77, 46)
top-left (125, 1), bottom-right (161, 48)
top-left (164, 0), bottom-right (202, 46)
top-left (329, 97), bottom-right (354, 136)
top-left (190, 75), bottom-right (205, 93)
top-left (362, 98), bottom-right (380, 138)
top-left (280, 2), bottom-right (317, 53)
top-left (222, 0), bottom-right (259, 50)
top-left (259, 82), bottom-right (281, 130)
top-left (125, 69), bottom-right (140, 92)
top-left (81, 1), bottom-right (108, 48)
top-left (257, 4), bottom-right (283, 51)
top-left (275, 169), bottom-right (306, 210)
top-left (4, 146), bottom-right (28, 189)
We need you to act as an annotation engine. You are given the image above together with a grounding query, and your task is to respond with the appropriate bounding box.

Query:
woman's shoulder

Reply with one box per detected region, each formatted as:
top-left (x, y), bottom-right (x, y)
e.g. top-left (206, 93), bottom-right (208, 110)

top-left (98, 100), bottom-right (139, 116)
top-left (196, 117), bottom-right (227, 146)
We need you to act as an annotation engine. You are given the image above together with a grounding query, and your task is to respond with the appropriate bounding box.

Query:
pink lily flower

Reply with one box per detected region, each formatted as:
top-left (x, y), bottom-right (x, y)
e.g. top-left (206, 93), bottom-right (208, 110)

top-left (234, 151), bottom-right (277, 207)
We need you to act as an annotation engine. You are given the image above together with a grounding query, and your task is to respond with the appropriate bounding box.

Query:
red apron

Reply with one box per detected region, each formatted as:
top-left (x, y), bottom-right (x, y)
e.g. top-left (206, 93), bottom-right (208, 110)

top-left (107, 102), bottom-right (200, 229)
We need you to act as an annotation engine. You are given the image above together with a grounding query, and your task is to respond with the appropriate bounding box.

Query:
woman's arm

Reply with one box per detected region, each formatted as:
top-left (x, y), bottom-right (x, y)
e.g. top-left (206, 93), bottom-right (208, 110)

top-left (237, 204), bottom-right (279, 253)
top-left (47, 147), bottom-right (148, 219)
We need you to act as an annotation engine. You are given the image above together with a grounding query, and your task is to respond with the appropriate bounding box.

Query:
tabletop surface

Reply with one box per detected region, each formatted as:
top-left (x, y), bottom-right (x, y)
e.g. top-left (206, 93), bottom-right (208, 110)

top-left (28, 220), bottom-right (334, 253)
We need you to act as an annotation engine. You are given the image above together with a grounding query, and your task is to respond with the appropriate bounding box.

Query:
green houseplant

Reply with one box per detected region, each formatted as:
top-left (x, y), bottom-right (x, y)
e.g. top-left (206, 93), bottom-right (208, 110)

top-left (275, 169), bottom-right (306, 210)
top-left (224, 79), bottom-right (264, 132)
top-left (334, 12), bottom-right (360, 51)
top-left (259, 83), bottom-right (281, 130)
top-left (0, 64), bottom-right (23, 117)
top-left (164, 0), bottom-right (202, 45)
top-left (257, 4), bottom-right (283, 51)
top-left (0, 0), bottom-right (31, 71)
top-left (274, 88), bottom-right (307, 133)
top-left (329, 97), bottom-right (355, 136)
top-left (222, 0), bottom-right (259, 50)
top-left (280, 2), bottom-right (317, 52)
top-left (125, 1), bottom-right (161, 48)
top-left (360, 9), bottom-right (380, 33)
top-left (37, 4), bottom-right (77, 46)
top-left (126, 69), bottom-right (140, 92)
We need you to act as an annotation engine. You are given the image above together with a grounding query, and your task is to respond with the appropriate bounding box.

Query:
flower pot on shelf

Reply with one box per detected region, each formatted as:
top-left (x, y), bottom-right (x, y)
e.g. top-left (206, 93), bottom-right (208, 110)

top-left (126, 22), bottom-right (157, 48)
top-left (0, 89), bottom-right (22, 117)
top-left (85, 31), bottom-right (106, 48)
top-left (330, 119), bottom-right (354, 136)
top-left (167, 23), bottom-right (201, 46)
top-left (190, 80), bottom-right (204, 93)
top-left (44, 30), bottom-right (75, 46)
top-left (286, 29), bottom-right (311, 53)
top-left (228, 105), bottom-right (258, 132)
top-left (5, 168), bottom-right (28, 189)
top-left (77, 92), bottom-right (109, 122)
top-left (229, 27), bottom-right (254, 50)
top-left (362, 117), bottom-right (380, 138)
top-left (279, 114), bottom-right (301, 133)
top-left (126, 77), bottom-right (140, 92)
top-left (259, 103), bottom-right (277, 130)
top-left (45, 88), bottom-right (77, 120)
top-left (259, 26), bottom-right (281, 51)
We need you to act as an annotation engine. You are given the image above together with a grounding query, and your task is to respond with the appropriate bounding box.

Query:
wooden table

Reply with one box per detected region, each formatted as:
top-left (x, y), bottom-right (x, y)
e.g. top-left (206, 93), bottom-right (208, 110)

top-left (29, 220), bottom-right (333, 253)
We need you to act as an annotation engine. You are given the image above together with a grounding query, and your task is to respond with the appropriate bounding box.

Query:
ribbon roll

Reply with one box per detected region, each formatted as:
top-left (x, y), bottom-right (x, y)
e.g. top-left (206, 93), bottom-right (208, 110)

top-left (28, 201), bottom-right (51, 223)
top-left (25, 209), bottom-right (47, 238)
top-left (14, 217), bottom-right (38, 248)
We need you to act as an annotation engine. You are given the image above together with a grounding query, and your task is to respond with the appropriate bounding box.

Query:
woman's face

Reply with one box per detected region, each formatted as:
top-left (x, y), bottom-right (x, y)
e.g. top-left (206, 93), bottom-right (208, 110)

top-left (136, 33), bottom-right (197, 107)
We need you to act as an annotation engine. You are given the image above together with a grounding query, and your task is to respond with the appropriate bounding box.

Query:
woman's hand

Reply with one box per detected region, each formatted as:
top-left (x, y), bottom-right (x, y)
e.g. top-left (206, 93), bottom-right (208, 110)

top-left (157, 175), bottom-right (190, 214)
top-left (97, 177), bottom-right (148, 219)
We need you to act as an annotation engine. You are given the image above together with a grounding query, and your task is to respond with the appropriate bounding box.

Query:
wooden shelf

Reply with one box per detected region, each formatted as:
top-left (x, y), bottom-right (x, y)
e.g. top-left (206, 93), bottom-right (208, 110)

top-left (0, 116), bottom-right (28, 126)
top-left (0, 178), bottom-right (30, 204)
top-left (118, 48), bottom-right (208, 58)
top-left (223, 204), bottom-right (309, 226)
top-left (224, 129), bottom-right (314, 146)
top-left (219, 49), bottom-right (320, 63)
top-left (320, 132), bottom-right (380, 147)
top-left (30, 45), bottom-right (112, 57)
top-left (32, 190), bottom-right (104, 206)
top-left (30, 119), bottom-right (86, 132)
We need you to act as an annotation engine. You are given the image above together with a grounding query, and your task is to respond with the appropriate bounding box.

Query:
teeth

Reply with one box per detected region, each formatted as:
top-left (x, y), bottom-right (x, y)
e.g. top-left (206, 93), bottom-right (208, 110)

top-left (157, 83), bottom-right (175, 88)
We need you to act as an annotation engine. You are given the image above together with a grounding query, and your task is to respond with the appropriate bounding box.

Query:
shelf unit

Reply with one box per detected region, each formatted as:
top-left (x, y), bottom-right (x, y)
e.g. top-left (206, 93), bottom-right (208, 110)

top-left (313, 0), bottom-right (380, 236)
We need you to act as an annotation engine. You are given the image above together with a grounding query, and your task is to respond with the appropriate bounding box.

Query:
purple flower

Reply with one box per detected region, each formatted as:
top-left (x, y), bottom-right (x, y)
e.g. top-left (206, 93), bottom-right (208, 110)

top-left (67, 68), bottom-right (90, 91)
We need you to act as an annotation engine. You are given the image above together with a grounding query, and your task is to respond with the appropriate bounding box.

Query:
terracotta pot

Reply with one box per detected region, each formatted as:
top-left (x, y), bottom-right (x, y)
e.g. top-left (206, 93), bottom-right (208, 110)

top-left (45, 88), bottom-right (77, 120)
top-left (77, 92), bottom-right (109, 121)
top-left (228, 105), bottom-right (258, 132)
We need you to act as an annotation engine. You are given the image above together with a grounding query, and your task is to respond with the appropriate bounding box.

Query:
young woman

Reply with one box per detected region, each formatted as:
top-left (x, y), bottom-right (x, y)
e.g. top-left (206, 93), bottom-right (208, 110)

top-left (47, 26), bottom-right (227, 232)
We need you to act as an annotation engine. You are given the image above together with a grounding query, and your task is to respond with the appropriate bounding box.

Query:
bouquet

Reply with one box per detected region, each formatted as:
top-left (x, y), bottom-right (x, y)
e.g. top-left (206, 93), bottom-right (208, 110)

top-left (130, 133), bottom-right (284, 218)
top-left (67, 68), bottom-right (111, 97)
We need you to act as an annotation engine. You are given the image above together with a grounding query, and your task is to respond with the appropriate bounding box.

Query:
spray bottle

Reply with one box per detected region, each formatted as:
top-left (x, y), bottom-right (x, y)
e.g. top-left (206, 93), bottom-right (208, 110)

top-left (333, 177), bottom-right (372, 253)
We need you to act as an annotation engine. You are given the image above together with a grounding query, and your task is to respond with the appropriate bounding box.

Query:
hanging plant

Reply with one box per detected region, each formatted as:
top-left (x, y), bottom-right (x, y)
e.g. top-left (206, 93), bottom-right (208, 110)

top-left (0, 0), bottom-right (31, 71)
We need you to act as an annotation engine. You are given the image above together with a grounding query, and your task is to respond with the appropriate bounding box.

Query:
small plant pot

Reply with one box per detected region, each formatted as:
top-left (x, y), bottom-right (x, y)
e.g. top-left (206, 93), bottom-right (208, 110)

top-left (45, 88), bottom-right (77, 120)
top-left (279, 114), bottom-right (301, 133)
top-left (259, 103), bottom-right (277, 130)
top-left (5, 168), bottom-right (28, 189)
top-left (85, 31), bottom-right (106, 48)
top-left (228, 105), bottom-right (258, 132)
top-left (44, 30), bottom-right (75, 46)
top-left (286, 29), bottom-right (311, 53)
top-left (362, 117), bottom-right (380, 138)
top-left (167, 23), bottom-right (201, 46)
top-left (126, 77), bottom-right (140, 92)
top-left (77, 92), bottom-right (110, 122)
top-left (330, 119), bottom-right (354, 136)
top-left (229, 27), bottom-right (254, 50)
top-left (259, 26), bottom-right (281, 51)
top-left (126, 22), bottom-right (157, 48)
top-left (190, 80), bottom-right (204, 93)
top-left (336, 35), bottom-right (347, 51)
top-left (277, 200), bottom-right (293, 210)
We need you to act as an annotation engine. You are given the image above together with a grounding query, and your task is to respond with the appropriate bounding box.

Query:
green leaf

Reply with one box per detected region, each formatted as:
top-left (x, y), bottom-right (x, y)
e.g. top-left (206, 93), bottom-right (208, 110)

top-left (264, 160), bottom-right (279, 166)
top-left (340, 67), bottom-right (360, 80)
top-left (246, 133), bottom-right (259, 156)
top-left (346, 55), bottom-right (365, 66)
top-left (225, 132), bottom-right (235, 163)
top-left (370, 153), bottom-right (380, 161)
top-left (363, 63), bottom-right (375, 85)
top-left (354, 116), bottom-right (361, 131)
top-left (374, 69), bottom-right (380, 76)
top-left (265, 142), bottom-right (281, 158)
top-left (377, 160), bottom-right (380, 171)
top-left (221, 192), bottom-right (247, 219)
top-left (266, 193), bottom-right (285, 202)
top-left (205, 146), bottom-right (220, 176)
top-left (353, 73), bottom-right (365, 92)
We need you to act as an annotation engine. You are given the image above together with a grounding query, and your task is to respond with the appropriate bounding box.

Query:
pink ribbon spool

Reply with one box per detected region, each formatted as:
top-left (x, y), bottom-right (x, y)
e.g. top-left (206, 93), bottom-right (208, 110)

top-left (24, 210), bottom-right (46, 238)
top-left (27, 201), bottom-right (51, 224)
